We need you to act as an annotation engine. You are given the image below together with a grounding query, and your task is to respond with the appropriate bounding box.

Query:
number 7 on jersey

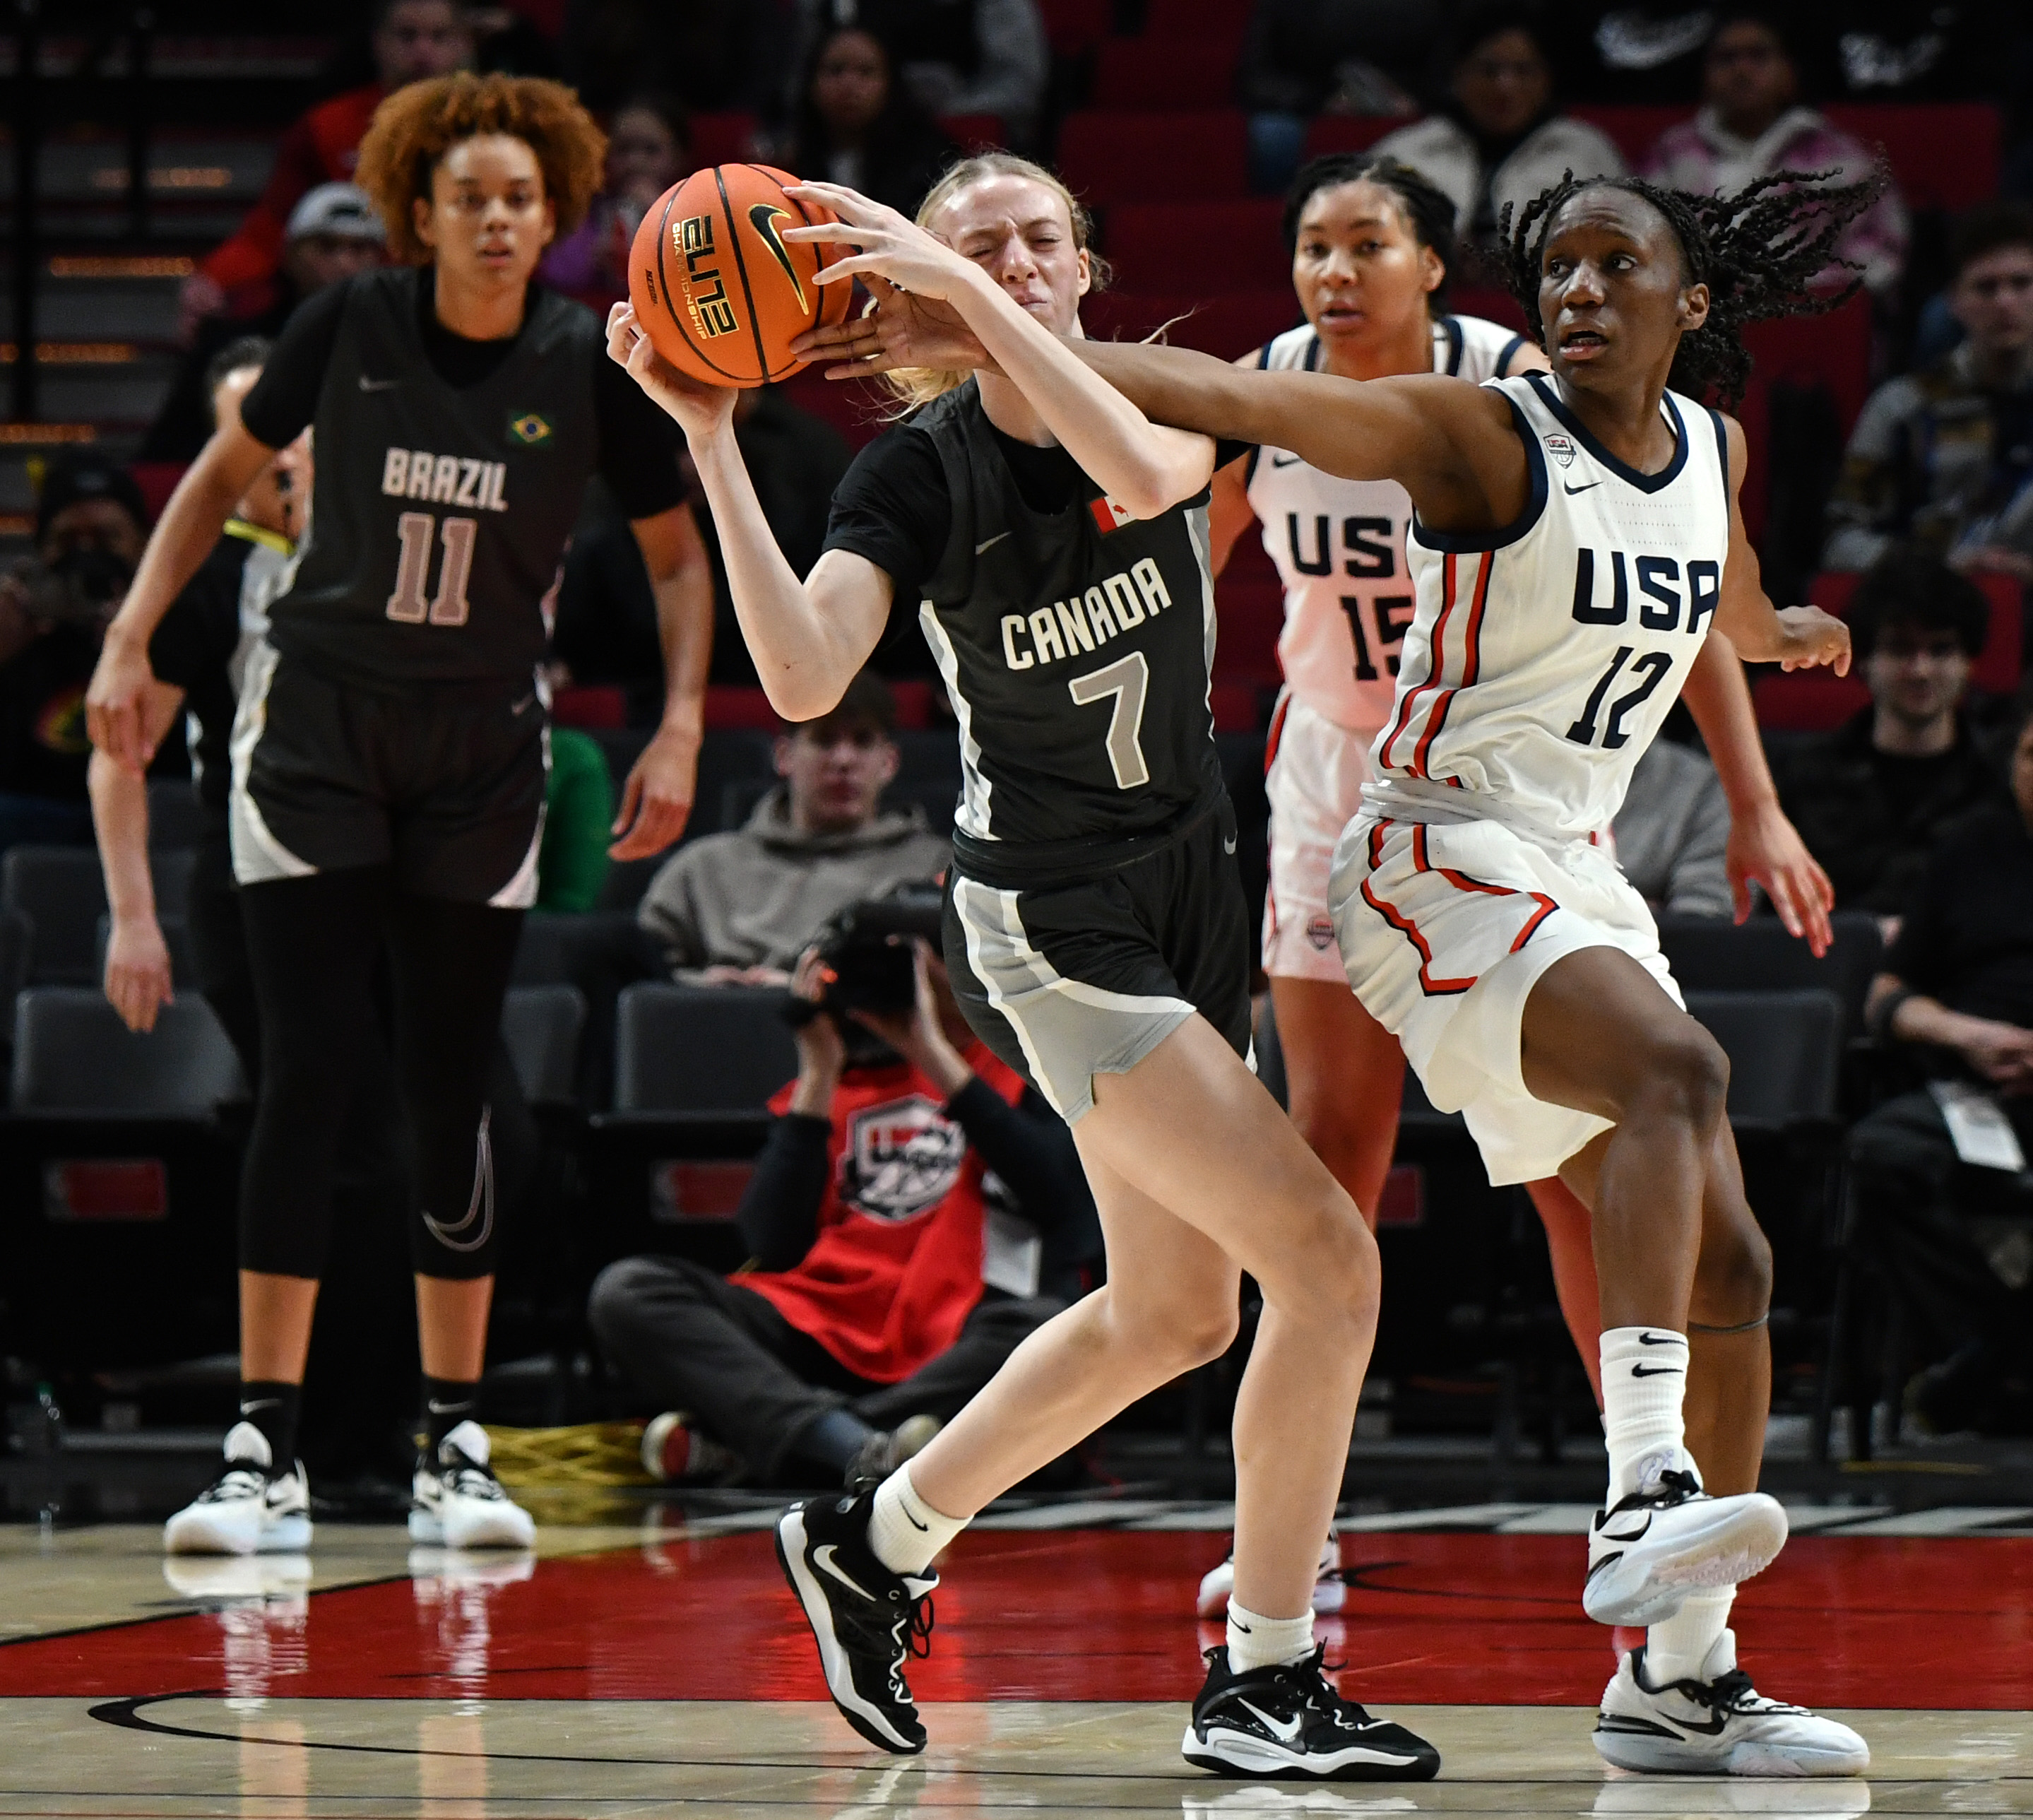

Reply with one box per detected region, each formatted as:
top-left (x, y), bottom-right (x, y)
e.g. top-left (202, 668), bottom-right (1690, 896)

top-left (1069, 651), bottom-right (1151, 790)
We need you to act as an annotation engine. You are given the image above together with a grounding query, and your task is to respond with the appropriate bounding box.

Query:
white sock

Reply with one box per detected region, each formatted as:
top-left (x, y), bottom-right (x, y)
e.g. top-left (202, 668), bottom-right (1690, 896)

top-left (866, 1466), bottom-right (967, 1578)
top-left (1646, 1591), bottom-right (1736, 1686)
top-left (1599, 1326), bottom-right (1692, 1504)
top-left (1226, 1600), bottom-right (1316, 1673)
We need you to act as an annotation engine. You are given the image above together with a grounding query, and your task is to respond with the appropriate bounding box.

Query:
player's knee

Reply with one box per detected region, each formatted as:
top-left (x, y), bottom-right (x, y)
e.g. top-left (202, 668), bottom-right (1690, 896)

top-left (1108, 1291), bottom-right (1238, 1376)
top-left (1697, 1214), bottom-right (1773, 1322)
top-left (586, 1258), bottom-right (658, 1354)
top-left (1631, 1019), bottom-right (1729, 1133)
top-left (1262, 1196), bottom-right (1380, 1335)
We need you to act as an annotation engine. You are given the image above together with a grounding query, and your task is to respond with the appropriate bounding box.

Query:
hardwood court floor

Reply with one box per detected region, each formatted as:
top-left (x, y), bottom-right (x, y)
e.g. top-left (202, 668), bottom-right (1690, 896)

top-left (3, 1510), bottom-right (2032, 1817)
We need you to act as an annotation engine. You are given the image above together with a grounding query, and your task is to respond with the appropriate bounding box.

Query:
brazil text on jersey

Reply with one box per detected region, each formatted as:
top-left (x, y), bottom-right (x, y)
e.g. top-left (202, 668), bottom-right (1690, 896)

top-left (379, 449), bottom-right (511, 514)
top-left (1000, 557), bottom-right (1175, 672)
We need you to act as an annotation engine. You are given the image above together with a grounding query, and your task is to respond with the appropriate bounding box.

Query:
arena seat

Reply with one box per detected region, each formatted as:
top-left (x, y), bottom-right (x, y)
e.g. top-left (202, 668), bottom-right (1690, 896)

top-left (9, 986), bottom-right (244, 1115)
top-left (1091, 37), bottom-right (1239, 110)
top-left (94, 913), bottom-right (193, 989)
top-left (1, 847), bottom-right (186, 989)
top-left (610, 983), bottom-right (798, 1120)
top-left (1038, 0), bottom-right (1112, 58)
top-left (940, 112), bottom-right (1007, 150)
top-left (773, 368), bottom-right (891, 452)
top-left (1741, 292), bottom-right (1873, 435)
top-left (1103, 200), bottom-right (1286, 292)
top-left (1448, 285), bottom-right (1530, 335)
top-left (1659, 912), bottom-right (1883, 1044)
top-left (1057, 110), bottom-right (1249, 206)
top-left (1565, 104), bottom-right (1690, 167)
top-left (1823, 102), bottom-right (2001, 210)
top-left (1685, 988), bottom-right (1842, 1135)
top-left (1142, 0), bottom-right (1252, 53)
top-left (1301, 116), bottom-right (1420, 162)
top-left (146, 776), bottom-right (212, 850)
top-left (502, 983), bottom-right (588, 1111)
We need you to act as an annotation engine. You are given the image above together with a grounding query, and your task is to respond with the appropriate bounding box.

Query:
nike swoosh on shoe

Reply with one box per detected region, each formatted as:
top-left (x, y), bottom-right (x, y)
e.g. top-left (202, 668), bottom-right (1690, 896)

top-left (814, 1544), bottom-right (876, 1600)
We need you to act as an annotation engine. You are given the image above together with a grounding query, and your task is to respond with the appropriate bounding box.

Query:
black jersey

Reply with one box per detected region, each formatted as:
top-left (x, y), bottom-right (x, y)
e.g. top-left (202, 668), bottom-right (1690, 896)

top-left (844, 382), bottom-right (1226, 868)
top-left (261, 268), bottom-right (609, 689)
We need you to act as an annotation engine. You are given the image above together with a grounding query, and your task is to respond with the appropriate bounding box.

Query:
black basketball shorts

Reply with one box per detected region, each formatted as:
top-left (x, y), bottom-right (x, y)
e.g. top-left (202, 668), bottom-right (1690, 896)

top-left (943, 803), bottom-right (1255, 1125)
top-left (228, 644), bottom-right (548, 905)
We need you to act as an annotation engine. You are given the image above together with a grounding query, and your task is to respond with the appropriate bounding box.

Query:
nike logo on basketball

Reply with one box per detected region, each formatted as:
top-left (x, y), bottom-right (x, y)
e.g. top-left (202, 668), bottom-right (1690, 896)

top-left (975, 531), bottom-right (1012, 555)
top-left (358, 376), bottom-right (398, 392)
top-left (813, 1544), bottom-right (875, 1600)
top-left (1563, 479), bottom-right (1602, 494)
top-left (747, 203), bottom-right (808, 312)
top-left (1238, 1701), bottom-right (1304, 1744)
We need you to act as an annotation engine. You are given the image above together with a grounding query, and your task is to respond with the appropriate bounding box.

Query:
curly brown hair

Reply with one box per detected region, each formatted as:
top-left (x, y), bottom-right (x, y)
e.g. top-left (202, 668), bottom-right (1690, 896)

top-left (355, 73), bottom-right (607, 265)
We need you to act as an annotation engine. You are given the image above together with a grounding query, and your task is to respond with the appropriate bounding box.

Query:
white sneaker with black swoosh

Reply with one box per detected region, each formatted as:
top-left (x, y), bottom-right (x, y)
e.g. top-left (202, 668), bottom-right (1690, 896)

top-left (408, 1421), bottom-right (535, 1550)
top-left (1584, 1469), bottom-right (1787, 1626)
top-left (163, 1422), bottom-right (312, 1556)
top-left (775, 1490), bottom-right (937, 1753)
top-left (1196, 1530), bottom-right (1345, 1617)
top-left (1183, 1645), bottom-right (1440, 1781)
top-left (1594, 1633), bottom-right (1869, 1776)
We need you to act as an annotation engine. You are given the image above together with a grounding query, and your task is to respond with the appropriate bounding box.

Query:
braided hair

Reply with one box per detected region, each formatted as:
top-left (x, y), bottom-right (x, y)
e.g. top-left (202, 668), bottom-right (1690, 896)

top-left (1283, 153), bottom-right (1459, 306)
top-left (1497, 169), bottom-right (1883, 406)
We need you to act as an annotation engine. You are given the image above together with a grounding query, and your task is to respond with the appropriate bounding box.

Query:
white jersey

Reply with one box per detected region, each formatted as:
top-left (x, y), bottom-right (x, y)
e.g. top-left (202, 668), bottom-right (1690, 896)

top-left (1369, 372), bottom-right (1733, 844)
top-left (1245, 314), bottom-right (1531, 735)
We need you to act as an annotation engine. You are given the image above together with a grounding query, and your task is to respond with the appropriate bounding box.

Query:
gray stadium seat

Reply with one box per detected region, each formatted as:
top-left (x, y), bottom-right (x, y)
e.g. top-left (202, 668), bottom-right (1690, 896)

top-left (146, 776), bottom-right (213, 851)
top-left (501, 984), bottom-right (586, 1110)
top-left (1659, 914), bottom-right (1883, 1042)
top-left (1683, 988), bottom-right (1842, 1134)
top-left (1, 845), bottom-right (194, 986)
top-left (9, 986), bottom-right (247, 1113)
top-left (611, 981), bottom-right (797, 1116)
top-left (95, 913), bottom-right (194, 988)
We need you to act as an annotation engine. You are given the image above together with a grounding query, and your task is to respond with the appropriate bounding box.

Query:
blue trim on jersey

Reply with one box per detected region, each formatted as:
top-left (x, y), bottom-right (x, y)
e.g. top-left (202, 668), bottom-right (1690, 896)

top-left (1304, 333), bottom-right (1322, 371)
top-left (1524, 372), bottom-right (1690, 495)
top-left (1440, 316), bottom-right (1465, 376)
top-left (1496, 331), bottom-right (1529, 376)
top-left (1411, 394), bottom-right (1551, 553)
top-left (1244, 340), bottom-right (1275, 487)
top-left (1707, 406), bottom-right (1730, 495)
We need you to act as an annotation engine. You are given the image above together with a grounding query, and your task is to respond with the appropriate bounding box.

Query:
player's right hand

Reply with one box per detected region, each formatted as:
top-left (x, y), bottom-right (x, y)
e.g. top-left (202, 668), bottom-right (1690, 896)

top-left (605, 302), bottom-right (737, 440)
top-left (85, 630), bottom-right (162, 775)
top-left (104, 915), bottom-right (174, 1034)
top-left (1771, 604), bottom-right (1851, 674)
top-left (790, 275), bottom-right (995, 380)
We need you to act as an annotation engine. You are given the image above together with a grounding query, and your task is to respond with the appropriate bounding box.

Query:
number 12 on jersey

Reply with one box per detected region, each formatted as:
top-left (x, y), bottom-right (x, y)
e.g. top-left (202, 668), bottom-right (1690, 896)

top-left (385, 511), bottom-right (476, 626)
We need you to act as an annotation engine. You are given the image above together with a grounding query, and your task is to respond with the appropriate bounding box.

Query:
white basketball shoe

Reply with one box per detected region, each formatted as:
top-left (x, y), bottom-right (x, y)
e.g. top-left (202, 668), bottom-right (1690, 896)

top-left (163, 1422), bottom-right (312, 1556)
top-left (1584, 1468), bottom-right (1788, 1626)
top-left (1196, 1529), bottom-right (1345, 1618)
top-left (408, 1419), bottom-right (535, 1550)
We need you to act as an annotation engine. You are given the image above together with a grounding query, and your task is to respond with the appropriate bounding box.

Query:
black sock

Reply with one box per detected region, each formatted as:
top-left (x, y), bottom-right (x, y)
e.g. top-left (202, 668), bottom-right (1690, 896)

top-left (236, 1381), bottom-right (300, 1468)
top-left (422, 1375), bottom-right (480, 1454)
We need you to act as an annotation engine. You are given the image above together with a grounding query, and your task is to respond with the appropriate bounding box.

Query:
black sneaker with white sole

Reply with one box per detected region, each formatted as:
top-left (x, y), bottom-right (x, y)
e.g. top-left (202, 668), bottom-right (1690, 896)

top-left (776, 1491), bottom-right (937, 1754)
top-left (1183, 1645), bottom-right (1440, 1781)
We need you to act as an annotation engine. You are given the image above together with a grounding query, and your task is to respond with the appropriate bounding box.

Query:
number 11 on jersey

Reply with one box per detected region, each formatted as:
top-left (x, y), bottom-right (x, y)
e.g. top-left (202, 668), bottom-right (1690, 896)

top-left (385, 511), bottom-right (477, 627)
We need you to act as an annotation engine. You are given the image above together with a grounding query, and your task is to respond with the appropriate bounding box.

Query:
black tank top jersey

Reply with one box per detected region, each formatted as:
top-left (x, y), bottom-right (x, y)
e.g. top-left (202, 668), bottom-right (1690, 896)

top-left (915, 382), bottom-right (1226, 868)
top-left (271, 268), bottom-right (600, 688)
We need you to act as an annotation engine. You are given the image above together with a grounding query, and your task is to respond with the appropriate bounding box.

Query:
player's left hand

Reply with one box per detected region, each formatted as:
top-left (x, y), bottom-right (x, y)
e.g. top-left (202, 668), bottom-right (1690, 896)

top-left (783, 183), bottom-right (983, 306)
top-left (610, 718), bottom-right (699, 859)
top-left (1726, 797), bottom-right (1834, 957)
top-left (1771, 605), bottom-right (1851, 674)
top-left (793, 275), bottom-right (994, 380)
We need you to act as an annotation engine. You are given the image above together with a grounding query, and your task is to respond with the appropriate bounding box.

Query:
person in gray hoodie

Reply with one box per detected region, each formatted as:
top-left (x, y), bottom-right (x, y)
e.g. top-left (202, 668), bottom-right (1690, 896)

top-left (637, 669), bottom-right (952, 983)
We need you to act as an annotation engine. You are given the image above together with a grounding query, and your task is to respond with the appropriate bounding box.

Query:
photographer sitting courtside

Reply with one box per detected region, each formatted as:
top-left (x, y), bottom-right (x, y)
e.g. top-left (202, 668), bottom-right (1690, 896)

top-left (589, 899), bottom-right (1100, 1487)
top-left (636, 669), bottom-right (949, 983)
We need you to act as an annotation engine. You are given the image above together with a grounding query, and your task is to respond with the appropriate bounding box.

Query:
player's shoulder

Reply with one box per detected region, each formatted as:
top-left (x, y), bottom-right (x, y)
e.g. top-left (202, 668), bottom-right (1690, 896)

top-left (1256, 324), bottom-right (1323, 373)
top-left (1439, 312), bottom-right (1536, 382)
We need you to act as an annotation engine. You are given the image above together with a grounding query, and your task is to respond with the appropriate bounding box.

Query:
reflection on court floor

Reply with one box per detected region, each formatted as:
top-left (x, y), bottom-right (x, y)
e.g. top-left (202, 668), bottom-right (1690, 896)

top-left (3, 1514), bottom-right (2032, 1817)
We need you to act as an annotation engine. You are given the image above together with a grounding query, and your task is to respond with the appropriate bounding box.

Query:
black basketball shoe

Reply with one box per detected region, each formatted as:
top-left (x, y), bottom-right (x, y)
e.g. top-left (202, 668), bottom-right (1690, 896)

top-left (776, 1491), bottom-right (937, 1754)
top-left (1183, 1645), bottom-right (1441, 1780)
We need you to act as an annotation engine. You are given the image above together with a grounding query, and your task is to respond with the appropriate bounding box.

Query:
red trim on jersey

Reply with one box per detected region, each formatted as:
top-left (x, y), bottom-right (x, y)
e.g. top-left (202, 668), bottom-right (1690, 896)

top-left (1409, 552), bottom-right (1492, 780)
top-left (1264, 692), bottom-right (1291, 777)
top-left (1366, 819), bottom-right (1558, 997)
top-left (1380, 552), bottom-right (1454, 772)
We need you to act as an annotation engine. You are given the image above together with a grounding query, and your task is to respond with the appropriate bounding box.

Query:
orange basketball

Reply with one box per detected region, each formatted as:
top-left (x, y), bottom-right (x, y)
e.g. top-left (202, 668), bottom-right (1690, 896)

top-left (628, 164), bottom-right (852, 389)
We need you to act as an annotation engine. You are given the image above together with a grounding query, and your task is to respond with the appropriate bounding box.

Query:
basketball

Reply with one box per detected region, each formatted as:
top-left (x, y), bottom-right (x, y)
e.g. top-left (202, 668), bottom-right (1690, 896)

top-left (628, 164), bottom-right (852, 388)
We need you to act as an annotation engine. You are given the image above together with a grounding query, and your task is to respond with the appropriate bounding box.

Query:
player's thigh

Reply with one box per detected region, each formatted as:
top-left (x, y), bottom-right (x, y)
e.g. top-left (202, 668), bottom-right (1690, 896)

top-left (1519, 945), bottom-right (1726, 1125)
top-left (1074, 1140), bottom-right (1243, 1365)
top-left (1271, 974), bottom-right (1405, 1131)
top-left (395, 694), bottom-right (548, 909)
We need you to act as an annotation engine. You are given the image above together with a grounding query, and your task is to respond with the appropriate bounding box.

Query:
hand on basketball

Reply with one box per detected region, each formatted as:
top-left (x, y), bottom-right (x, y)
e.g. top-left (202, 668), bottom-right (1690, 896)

top-left (85, 630), bottom-right (163, 776)
top-left (793, 276), bottom-right (995, 380)
top-left (781, 182), bottom-right (985, 307)
top-left (104, 914), bottom-right (174, 1033)
top-left (605, 302), bottom-right (736, 441)
top-left (1726, 798), bottom-right (1834, 957)
top-left (1770, 605), bottom-right (1851, 675)
top-left (610, 718), bottom-right (699, 860)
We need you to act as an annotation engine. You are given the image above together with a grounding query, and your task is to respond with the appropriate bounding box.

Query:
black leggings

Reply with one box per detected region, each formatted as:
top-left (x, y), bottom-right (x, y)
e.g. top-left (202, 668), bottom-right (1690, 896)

top-left (238, 868), bottom-right (523, 1282)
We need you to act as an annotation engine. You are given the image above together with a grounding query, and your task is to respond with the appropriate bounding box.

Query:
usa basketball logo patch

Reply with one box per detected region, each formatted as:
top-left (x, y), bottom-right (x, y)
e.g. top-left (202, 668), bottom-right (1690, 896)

top-left (1306, 914), bottom-right (1336, 952)
top-left (1543, 433), bottom-right (1576, 468)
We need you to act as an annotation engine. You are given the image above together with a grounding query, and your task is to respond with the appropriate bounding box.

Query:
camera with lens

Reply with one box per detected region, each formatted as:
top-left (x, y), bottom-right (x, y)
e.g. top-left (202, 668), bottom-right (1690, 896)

top-left (785, 881), bottom-right (946, 1057)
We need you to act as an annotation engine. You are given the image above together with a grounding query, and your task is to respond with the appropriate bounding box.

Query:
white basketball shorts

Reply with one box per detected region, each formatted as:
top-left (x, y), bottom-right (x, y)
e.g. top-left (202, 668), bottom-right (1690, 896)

top-left (1327, 812), bottom-right (1683, 1186)
top-left (1262, 690), bottom-right (1385, 984)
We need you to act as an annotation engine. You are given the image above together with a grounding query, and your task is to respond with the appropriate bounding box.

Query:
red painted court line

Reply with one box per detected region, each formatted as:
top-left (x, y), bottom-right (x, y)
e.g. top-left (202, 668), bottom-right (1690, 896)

top-left (2, 1530), bottom-right (2030, 1709)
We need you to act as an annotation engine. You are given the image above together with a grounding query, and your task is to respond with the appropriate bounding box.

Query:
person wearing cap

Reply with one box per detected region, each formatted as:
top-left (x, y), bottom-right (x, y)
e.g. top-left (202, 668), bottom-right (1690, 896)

top-left (142, 184), bottom-right (388, 465)
top-left (636, 670), bottom-right (952, 984)
top-left (0, 458), bottom-right (152, 853)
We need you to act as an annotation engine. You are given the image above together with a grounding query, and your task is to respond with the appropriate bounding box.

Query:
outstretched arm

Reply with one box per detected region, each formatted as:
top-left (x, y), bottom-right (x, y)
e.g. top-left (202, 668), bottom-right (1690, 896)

top-left (1678, 631), bottom-right (1834, 955)
top-left (1712, 415), bottom-right (1850, 674)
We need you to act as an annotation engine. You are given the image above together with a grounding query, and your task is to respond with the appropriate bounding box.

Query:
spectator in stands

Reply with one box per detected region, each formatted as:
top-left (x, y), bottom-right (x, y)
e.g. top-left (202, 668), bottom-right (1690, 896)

top-left (589, 934), bottom-right (1097, 1487)
top-left (776, 28), bottom-right (958, 221)
top-left (1640, 13), bottom-right (1907, 307)
top-left (144, 185), bottom-right (387, 464)
top-left (784, 0), bottom-right (1045, 146)
top-left (637, 671), bottom-right (950, 983)
top-left (540, 94), bottom-right (690, 315)
top-left (1237, 0), bottom-right (1433, 188)
top-left (1825, 203), bottom-right (2033, 578)
top-left (179, 0), bottom-right (475, 335)
top-left (1772, 547), bottom-right (2001, 924)
top-left (0, 459), bottom-right (149, 855)
top-left (1847, 695), bottom-right (2033, 1437)
top-left (535, 728), bottom-right (616, 911)
top-left (1614, 735), bottom-right (1733, 920)
top-left (1371, 1), bottom-right (1625, 263)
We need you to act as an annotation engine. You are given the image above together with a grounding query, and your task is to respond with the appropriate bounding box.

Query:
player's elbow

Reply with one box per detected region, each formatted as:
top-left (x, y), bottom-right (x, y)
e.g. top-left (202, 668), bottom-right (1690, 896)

top-left (757, 666), bottom-right (848, 726)
top-left (1112, 454), bottom-right (1202, 523)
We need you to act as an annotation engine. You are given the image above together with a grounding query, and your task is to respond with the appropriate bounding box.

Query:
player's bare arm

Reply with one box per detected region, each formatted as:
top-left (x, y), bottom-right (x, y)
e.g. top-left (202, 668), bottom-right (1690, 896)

top-left (86, 416), bottom-right (274, 772)
top-left (89, 678), bottom-right (186, 1032)
top-left (1710, 413), bottom-right (1849, 674)
top-left (610, 502), bottom-right (713, 858)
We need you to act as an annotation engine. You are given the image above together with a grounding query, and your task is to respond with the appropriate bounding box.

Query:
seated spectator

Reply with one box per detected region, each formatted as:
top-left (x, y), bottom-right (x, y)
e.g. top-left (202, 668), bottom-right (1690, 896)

top-left (180, 0), bottom-right (473, 335)
top-left (1825, 202), bottom-right (2033, 577)
top-left (535, 727), bottom-right (616, 911)
top-left (589, 936), bottom-right (1098, 1487)
top-left (0, 459), bottom-right (150, 856)
top-left (1613, 733), bottom-right (1733, 919)
top-left (539, 93), bottom-right (690, 317)
top-left (1640, 12), bottom-right (1907, 306)
top-left (776, 28), bottom-right (958, 221)
top-left (785, 0), bottom-right (1045, 146)
top-left (1772, 547), bottom-right (2001, 923)
top-left (143, 184), bottom-right (386, 463)
top-left (1846, 698), bottom-right (2033, 1436)
top-left (1372, 1), bottom-right (1625, 264)
top-left (1238, 0), bottom-right (1433, 187)
top-left (637, 671), bottom-right (952, 982)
